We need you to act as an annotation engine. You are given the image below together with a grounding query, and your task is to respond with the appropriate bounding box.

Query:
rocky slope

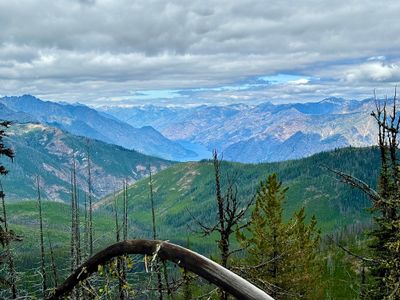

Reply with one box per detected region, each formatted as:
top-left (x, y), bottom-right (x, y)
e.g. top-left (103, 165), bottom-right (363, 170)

top-left (102, 97), bottom-right (378, 162)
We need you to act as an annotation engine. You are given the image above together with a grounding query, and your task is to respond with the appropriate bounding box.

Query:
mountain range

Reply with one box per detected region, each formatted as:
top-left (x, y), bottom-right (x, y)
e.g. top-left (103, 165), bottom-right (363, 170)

top-left (101, 97), bottom-right (378, 162)
top-left (0, 95), bottom-right (196, 161)
top-left (0, 95), bottom-right (380, 163)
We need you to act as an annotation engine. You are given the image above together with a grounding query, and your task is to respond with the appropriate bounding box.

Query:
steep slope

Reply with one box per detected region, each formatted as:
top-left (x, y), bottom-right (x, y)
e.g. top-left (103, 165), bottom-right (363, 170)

top-left (101, 98), bottom-right (377, 162)
top-left (0, 95), bottom-right (195, 161)
top-left (1, 123), bottom-right (173, 201)
top-left (100, 147), bottom-right (379, 240)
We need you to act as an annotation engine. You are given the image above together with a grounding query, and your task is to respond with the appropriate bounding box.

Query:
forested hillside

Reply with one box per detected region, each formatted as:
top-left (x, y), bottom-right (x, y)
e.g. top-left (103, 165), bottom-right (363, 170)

top-left (2, 146), bottom-right (379, 298)
top-left (1, 123), bottom-right (172, 201)
top-left (102, 146), bottom-right (378, 241)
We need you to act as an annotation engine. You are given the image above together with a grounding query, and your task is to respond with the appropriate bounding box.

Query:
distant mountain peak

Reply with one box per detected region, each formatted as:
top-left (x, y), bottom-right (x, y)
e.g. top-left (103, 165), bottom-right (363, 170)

top-left (4, 94), bottom-right (38, 101)
top-left (319, 97), bottom-right (346, 104)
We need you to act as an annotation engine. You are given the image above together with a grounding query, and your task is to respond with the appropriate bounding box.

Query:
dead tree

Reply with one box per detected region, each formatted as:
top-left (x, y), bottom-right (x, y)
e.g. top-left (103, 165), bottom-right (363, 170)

top-left (48, 234), bottom-right (59, 287)
top-left (0, 181), bottom-right (18, 299)
top-left (329, 90), bottom-right (400, 298)
top-left (37, 176), bottom-right (47, 298)
top-left (120, 180), bottom-right (128, 299)
top-left (74, 158), bottom-right (81, 266)
top-left (86, 141), bottom-right (94, 257)
top-left (112, 188), bottom-right (125, 299)
top-left (190, 150), bottom-right (253, 299)
top-left (148, 167), bottom-right (164, 299)
top-left (69, 156), bottom-right (82, 299)
top-left (46, 239), bottom-right (273, 300)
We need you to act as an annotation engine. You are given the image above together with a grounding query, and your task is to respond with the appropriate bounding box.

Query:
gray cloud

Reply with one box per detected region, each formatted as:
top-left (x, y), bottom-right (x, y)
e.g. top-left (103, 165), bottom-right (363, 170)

top-left (0, 0), bottom-right (399, 105)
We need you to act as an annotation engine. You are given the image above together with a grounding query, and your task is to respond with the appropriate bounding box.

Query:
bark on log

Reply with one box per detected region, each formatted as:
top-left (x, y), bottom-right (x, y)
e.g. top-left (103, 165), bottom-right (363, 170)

top-left (46, 239), bottom-right (273, 300)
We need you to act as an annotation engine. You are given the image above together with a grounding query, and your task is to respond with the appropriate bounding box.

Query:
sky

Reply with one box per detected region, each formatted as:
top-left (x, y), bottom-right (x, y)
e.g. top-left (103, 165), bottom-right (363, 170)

top-left (0, 0), bottom-right (400, 107)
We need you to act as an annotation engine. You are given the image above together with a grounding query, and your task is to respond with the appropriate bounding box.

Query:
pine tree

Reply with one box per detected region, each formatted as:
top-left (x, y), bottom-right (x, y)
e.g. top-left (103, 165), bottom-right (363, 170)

top-left (0, 121), bottom-right (13, 176)
top-left (288, 209), bottom-right (322, 299)
top-left (0, 121), bottom-right (14, 246)
top-left (236, 174), bottom-right (321, 299)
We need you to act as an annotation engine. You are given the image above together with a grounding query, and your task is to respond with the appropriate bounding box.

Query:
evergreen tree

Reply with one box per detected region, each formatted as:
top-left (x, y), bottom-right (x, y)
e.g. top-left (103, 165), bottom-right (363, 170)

top-left (368, 94), bottom-right (400, 299)
top-left (236, 174), bottom-right (322, 299)
top-left (0, 121), bottom-right (13, 176)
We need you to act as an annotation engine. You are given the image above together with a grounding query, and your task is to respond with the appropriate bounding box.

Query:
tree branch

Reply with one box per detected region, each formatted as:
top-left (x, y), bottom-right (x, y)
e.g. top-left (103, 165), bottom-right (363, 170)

top-left (324, 166), bottom-right (383, 204)
top-left (327, 235), bottom-right (376, 263)
top-left (46, 239), bottom-right (273, 300)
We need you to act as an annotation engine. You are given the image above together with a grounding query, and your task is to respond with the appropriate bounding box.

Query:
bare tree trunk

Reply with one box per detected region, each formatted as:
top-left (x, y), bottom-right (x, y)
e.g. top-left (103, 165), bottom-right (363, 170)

top-left (123, 180), bottom-right (128, 241)
top-left (83, 193), bottom-right (89, 260)
top-left (70, 169), bottom-right (76, 274)
top-left (187, 151), bottom-right (253, 300)
top-left (213, 151), bottom-right (228, 300)
top-left (0, 182), bottom-right (17, 299)
top-left (48, 235), bottom-right (59, 287)
top-left (74, 177), bottom-right (81, 267)
top-left (149, 170), bottom-right (156, 241)
top-left (114, 190), bottom-right (120, 243)
top-left (86, 141), bottom-right (94, 257)
top-left (113, 189), bottom-right (125, 299)
top-left (149, 167), bottom-right (164, 300)
top-left (37, 176), bottom-right (47, 298)
top-left (120, 181), bottom-right (128, 299)
top-left (70, 156), bottom-right (81, 299)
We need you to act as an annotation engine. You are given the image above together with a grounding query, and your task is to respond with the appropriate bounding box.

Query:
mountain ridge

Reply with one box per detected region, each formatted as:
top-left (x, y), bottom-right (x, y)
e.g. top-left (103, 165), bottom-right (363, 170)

top-left (0, 95), bottom-right (196, 161)
top-left (101, 97), bottom-right (378, 162)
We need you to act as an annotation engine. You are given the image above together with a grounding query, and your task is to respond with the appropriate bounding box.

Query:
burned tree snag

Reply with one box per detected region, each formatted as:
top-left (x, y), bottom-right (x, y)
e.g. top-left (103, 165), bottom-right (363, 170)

top-left (37, 176), bottom-right (47, 298)
top-left (148, 167), bottom-right (164, 299)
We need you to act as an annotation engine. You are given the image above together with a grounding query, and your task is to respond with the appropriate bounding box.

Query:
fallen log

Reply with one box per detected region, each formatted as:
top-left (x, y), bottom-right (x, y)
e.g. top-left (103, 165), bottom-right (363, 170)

top-left (47, 239), bottom-right (273, 300)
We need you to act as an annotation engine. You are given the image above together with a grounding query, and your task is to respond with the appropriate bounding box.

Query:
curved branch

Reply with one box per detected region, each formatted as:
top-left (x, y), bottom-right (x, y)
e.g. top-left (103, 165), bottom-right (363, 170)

top-left (47, 239), bottom-right (273, 300)
top-left (324, 166), bottom-right (383, 204)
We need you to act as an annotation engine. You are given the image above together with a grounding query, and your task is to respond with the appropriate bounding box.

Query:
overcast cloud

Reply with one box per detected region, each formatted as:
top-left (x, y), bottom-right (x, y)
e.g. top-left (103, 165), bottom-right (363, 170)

top-left (0, 0), bottom-right (399, 106)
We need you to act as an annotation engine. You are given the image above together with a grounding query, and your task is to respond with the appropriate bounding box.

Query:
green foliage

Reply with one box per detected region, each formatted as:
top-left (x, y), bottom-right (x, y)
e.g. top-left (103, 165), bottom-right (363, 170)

top-left (236, 174), bottom-right (322, 299)
top-left (105, 146), bottom-right (379, 248)
top-left (0, 120), bottom-right (14, 176)
top-left (1, 147), bottom-right (383, 298)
